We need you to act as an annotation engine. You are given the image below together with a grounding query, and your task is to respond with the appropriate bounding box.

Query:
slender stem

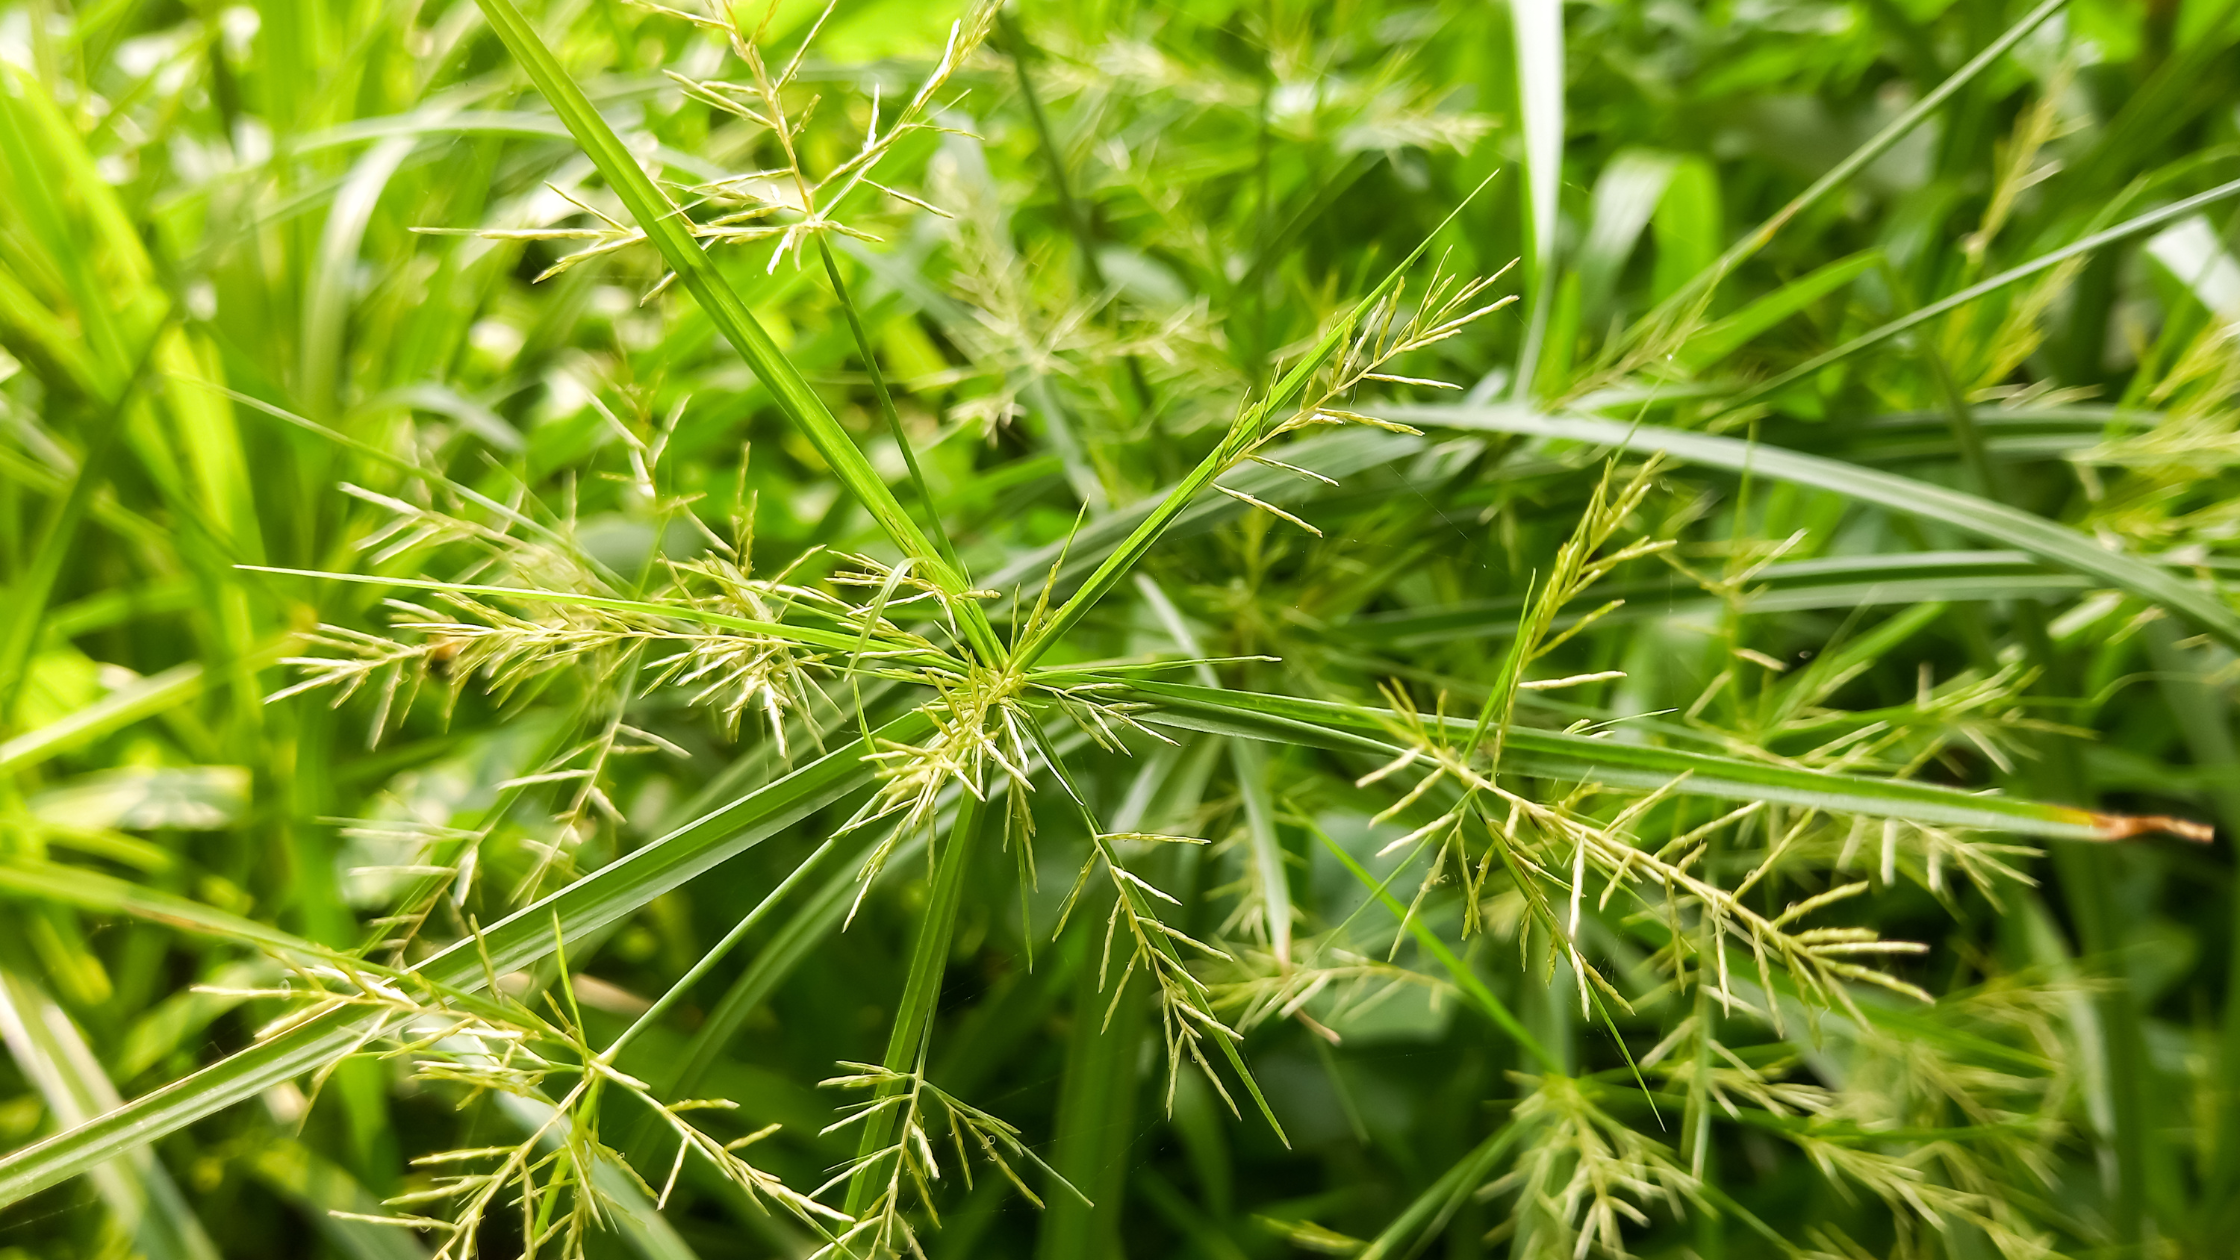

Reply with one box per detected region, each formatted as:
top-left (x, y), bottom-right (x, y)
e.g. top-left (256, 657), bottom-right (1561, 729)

top-left (843, 790), bottom-right (987, 1216)
top-left (996, 8), bottom-right (1104, 293)
top-left (812, 238), bottom-right (953, 556)
top-left (812, 236), bottom-right (999, 664)
top-left (993, 9), bottom-right (1126, 509)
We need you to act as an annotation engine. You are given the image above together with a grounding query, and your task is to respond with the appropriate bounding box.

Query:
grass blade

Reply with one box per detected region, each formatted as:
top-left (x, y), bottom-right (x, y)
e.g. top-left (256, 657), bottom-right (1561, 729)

top-left (1402, 405), bottom-right (2240, 653)
top-left (1613, 0), bottom-right (2064, 361)
top-left (1354, 1122), bottom-right (1527, 1260)
top-left (1730, 175), bottom-right (2240, 408)
top-left (0, 712), bottom-right (926, 1207)
top-left (248, 1137), bottom-right (431, 1260)
top-left (1309, 820), bottom-right (1557, 1072)
top-left (843, 791), bottom-right (988, 1215)
top-left (0, 965), bottom-right (221, 1260)
top-left (1510, 0), bottom-right (1564, 401)
top-left (1097, 678), bottom-right (2199, 842)
top-left (467, 0), bottom-right (999, 658)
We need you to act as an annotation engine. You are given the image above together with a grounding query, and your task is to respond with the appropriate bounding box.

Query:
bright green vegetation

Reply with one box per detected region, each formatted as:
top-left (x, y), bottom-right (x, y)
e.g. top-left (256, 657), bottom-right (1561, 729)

top-left (3, 0), bottom-right (2239, 1256)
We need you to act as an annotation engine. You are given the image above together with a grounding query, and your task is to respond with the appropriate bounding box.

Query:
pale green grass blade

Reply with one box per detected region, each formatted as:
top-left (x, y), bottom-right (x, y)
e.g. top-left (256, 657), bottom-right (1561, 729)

top-left (0, 655), bottom-right (233, 777)
top-left (0, 859), bottom-right (366, 963)
top-left (1402, 405), bottom-right (2240, 653)
top-left (0, 67), bottom-right (139, 378)
top-left (1576, 150), bottom-right (1678, 321)
top-left (0, 966), bottom-right (221, 1260)
top-left (1510, 0), bottom-right (1564, 401)
top-left (301, 134), bottom-right (423, 418)
top-left (1227, 740), bottom-right (1291, 966)
top-left (2147, 214), bottom-right (2240, 321)
top-left (1650, 158), bottom-right (1722, 305)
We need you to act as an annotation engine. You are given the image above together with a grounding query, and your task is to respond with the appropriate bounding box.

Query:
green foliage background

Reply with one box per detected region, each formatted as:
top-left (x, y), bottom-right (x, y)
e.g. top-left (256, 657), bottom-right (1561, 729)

top-left (2, 0), bottom-right (2239, 1257)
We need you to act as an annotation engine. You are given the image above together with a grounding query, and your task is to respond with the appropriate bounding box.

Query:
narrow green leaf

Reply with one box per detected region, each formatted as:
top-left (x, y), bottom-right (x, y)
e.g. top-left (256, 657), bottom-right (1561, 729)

top-left (603, 833), bottom-right (846, 1061)
top-left (1137, 576), bottom-right (1292, 964)
top-left (248, 1138), bottom-right (431, 1260)
top-left (654, 832), bottom-right (927, 1105)
top-left (0, 319), bottom-right (168, 722)
top-left (985, 428), bottom-right (1430, 606)
top-left (845, 790), bottom-right (988, 1215)
top-left (467, 0), bottom-right (1000, 659)
top-left (1400, 405), bottom-right (2240, 654)
top-left (1096, 679), bottom-right (2174, 842)
top-left (0, 965), bottom-right (222, 1260)
top-left (1342, 551), bottom-right (2087, 649)
top-left (1677, 249), bottom-right (1879, 370)
top-left (1577, 150), bottom-right (1679, 321)
top-left (0, 661), bottom-right (208, 777)
top-left (1731, 175), bottom-right (2240, 408)
top-left (1510, 0), bottom-right (1564, 400)
top-left (1354, 1121), bottom-right (1526, 1260)
top-left (0, 859), bottom-right (352, 962)
top-left (0, 713), bottom-right (924, 1208)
